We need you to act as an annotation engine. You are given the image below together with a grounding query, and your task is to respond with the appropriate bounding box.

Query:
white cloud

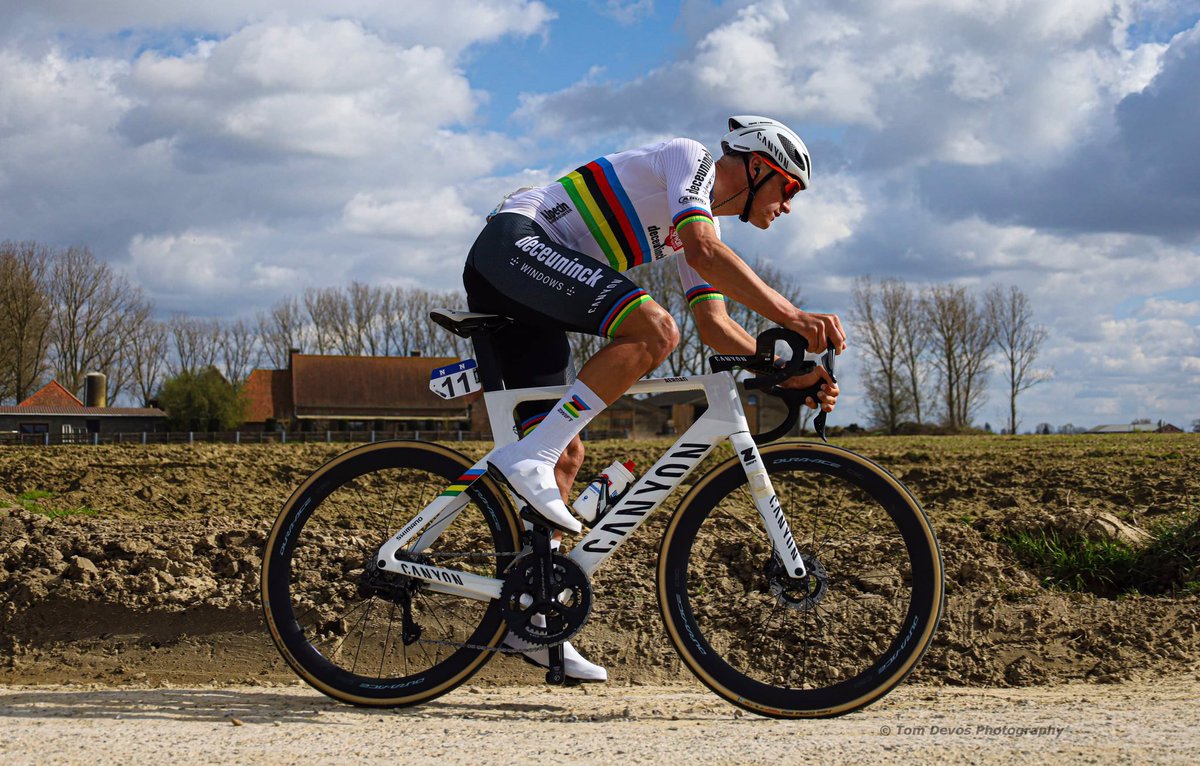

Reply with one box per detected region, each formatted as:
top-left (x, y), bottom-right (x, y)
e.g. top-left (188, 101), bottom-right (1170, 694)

top-left (123, 21), bottom-right (479, 161)
top-left (341, 189), bottom-right (478, 240)
top-left (0, 1), bottom-right (555, 56)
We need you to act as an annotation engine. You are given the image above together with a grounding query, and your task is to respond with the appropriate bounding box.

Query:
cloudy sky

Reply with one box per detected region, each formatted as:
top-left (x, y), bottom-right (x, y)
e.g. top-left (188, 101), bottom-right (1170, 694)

top-left (2, 0), bottom-right (1197, 431)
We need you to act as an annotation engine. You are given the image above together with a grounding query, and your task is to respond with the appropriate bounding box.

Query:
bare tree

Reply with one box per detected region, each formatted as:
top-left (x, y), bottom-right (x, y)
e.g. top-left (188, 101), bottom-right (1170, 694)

top-left (891, 282), bottom-right (929, 425)
top-left (303, 287), bottom-right (341, 355)
top-left (257, 296), bottom-right (306, 368)
top-left (129, 318), bottom-right (169, 405)
top-left (220, 317), bottom-right (259, 385)
top-left (988, 284), bottom-right (1050, 435)
top-left (168, 315), bottom-right (222, 376)
top-left (0, 241), bottom-right (53, 403)
top-left (48, 245), bottom-right (151, 398)
top-left (922, 284), bottom-right (997, 429)
top-left (850, 276), bottom-right (913, 433)
top-left (348, 282), bottom-right (385, 355)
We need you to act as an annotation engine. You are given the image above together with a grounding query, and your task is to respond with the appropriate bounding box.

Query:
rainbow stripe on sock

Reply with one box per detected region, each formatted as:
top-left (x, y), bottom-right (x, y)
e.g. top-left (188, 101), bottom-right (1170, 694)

top-left (561, 394), bottom-right (593, 419)
top-left (686, 283), bottom-right (726, 309)
top-left (518, 412), bottom-right (547, 437)
top-left (439, 468), bottom-right (486, 497)
top-left (599, 288), bottom-right (651, 338)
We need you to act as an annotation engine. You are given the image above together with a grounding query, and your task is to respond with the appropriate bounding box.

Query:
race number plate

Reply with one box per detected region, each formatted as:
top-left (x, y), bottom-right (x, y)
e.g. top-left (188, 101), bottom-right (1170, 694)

top-left (429, 359), bottom-right (482, 399)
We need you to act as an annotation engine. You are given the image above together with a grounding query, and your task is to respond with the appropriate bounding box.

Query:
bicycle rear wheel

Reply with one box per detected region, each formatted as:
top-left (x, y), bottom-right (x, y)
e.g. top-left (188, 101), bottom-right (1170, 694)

top-left (261, 441), bottom-right (521, 707)
top-left (658, 442), bottom-right (943, 718)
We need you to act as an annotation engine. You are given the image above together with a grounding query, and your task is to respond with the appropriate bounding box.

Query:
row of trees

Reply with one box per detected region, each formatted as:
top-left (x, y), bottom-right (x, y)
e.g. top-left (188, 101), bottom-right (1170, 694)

top-left (1, 241), bottom-right (472, 407)
top-left (1, 242), bottom-right (152, 405)
top-left (850, 277), bottom-right (1049, 434)
top-left (3, 240), bottom-right (1047, 434)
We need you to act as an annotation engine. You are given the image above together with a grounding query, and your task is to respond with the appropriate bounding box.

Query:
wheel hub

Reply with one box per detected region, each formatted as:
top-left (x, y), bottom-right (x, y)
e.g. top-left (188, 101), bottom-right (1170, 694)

top-left (765, 553), bottom-right (828, 611)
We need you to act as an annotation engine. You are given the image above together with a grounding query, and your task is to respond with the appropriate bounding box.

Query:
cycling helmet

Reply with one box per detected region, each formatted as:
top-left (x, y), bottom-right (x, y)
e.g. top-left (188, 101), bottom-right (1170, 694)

top-left (721, 115), bottom-right (811, 188)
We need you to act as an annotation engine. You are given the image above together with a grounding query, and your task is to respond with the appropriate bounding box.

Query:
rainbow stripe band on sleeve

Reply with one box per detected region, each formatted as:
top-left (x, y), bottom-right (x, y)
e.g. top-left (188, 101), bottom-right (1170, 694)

top-left (599, 288), bottom-right (651, 338)
top-left (686, 284), bottom-right (726, 309)
top-left (672, 206), bottom-right (714, 232)
top-left (439, 468), bottom-right (486, 497)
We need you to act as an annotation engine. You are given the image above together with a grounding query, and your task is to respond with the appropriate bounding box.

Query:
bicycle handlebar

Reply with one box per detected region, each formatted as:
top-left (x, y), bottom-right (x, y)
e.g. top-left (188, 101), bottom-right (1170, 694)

top-left (708, 327), bottom-right (838, 444)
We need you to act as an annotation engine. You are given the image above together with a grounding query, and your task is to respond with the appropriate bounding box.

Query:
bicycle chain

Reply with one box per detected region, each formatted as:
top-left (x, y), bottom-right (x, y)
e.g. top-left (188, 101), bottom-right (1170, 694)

top-left (408, 549), bottom-right (569, 652)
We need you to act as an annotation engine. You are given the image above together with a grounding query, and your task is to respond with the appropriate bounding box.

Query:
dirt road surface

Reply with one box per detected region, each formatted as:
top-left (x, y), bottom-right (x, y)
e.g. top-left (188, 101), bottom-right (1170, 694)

top-left (2, 677), bottom-right (1197, 765)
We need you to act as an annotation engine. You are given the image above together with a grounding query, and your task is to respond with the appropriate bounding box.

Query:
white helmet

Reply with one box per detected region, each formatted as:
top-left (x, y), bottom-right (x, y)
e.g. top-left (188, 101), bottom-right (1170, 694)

top-left (721, 115), bottom-right (811, 190)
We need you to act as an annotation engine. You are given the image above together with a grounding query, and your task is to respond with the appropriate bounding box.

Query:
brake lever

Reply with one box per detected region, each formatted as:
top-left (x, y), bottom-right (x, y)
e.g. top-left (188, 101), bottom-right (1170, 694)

top-left (810, 345), bottom-right (838, 442)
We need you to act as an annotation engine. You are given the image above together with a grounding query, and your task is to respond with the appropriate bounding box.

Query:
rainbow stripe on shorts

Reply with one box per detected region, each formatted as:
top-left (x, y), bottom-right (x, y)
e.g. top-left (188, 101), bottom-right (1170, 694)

top-left (599, 288), bottom-right (651, 338)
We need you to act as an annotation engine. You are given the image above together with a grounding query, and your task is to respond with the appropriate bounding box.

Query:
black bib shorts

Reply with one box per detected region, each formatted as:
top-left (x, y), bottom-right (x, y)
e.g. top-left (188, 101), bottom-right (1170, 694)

top-left (463, 213), bottom-right (648, 433)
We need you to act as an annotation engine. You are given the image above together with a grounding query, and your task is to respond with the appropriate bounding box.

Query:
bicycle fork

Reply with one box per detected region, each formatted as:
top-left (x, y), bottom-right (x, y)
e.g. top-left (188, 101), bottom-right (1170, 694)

top-left (728, 432), bottom-right (808, 579)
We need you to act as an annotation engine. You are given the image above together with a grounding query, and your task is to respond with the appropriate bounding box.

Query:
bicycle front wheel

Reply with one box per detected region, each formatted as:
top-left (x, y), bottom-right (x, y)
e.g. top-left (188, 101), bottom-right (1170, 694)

top-left (658, 442), bottom-right (943, 718)
top-left (262, 441), bottom-right (522, 707)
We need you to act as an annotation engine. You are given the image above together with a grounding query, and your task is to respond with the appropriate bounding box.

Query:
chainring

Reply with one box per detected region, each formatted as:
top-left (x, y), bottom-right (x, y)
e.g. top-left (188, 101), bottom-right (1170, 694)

top-left (499, 551), bottom-right (592, 646)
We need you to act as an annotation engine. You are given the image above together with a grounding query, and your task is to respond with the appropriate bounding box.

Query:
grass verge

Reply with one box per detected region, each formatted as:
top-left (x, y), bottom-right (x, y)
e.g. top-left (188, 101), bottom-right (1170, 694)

top-left (1003, 519), bottom-right (1200, 597)
top-left (16, 490), bottom-right (97, 519)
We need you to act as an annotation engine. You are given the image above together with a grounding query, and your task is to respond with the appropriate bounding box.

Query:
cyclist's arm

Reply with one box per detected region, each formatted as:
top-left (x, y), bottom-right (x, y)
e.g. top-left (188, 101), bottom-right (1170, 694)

top-left (691, 298), bottom-right (756, 354)
top-left (677, 222), bottom-right (847, 353)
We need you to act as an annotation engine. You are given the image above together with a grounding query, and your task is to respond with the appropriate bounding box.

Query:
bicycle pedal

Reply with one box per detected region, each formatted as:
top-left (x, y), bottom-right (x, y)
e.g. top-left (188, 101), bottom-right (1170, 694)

top-left (546, 644), bottom-right (566, 686)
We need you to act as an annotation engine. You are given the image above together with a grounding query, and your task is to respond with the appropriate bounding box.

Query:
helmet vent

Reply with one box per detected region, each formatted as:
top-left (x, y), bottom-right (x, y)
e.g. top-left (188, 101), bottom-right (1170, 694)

top-left (777, 134), bottom-right (807, 173)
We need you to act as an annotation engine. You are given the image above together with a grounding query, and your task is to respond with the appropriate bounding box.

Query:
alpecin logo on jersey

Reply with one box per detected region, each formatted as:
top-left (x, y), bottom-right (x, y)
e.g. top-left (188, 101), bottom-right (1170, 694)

top-left (514, 235), bottom-right (605, 287)
top-left (540, 202), bottom-right (572, 225)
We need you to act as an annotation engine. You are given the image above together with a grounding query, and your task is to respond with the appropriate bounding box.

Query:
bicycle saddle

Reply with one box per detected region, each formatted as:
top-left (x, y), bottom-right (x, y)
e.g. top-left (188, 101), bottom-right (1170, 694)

top-left (430, 308), bottom-right (514, 338)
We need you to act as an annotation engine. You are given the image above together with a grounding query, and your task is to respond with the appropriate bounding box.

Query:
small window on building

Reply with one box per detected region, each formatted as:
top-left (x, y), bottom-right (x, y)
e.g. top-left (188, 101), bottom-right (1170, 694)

top-left (19, 422), bottom-right (50, 435)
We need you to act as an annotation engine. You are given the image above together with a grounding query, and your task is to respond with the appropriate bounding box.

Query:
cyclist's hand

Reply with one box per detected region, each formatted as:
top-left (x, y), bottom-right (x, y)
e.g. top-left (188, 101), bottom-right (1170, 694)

top-left (779, 366), bottom-right (839, 412)
top-left (788, 311), bottom-right (847, 355)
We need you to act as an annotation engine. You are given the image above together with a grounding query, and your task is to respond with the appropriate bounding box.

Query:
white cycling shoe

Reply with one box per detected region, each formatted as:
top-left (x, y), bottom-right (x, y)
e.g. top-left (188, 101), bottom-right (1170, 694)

top-left (487, 445), bottom-right (582, 534)
top-left (502, 635), bottom-right (609, 683)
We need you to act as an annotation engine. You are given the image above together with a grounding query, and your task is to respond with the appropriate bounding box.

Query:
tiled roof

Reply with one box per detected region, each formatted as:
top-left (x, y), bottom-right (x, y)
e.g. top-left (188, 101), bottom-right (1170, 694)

top-left (243, 354), bottom-right (477, 421)
top-left (242, 368), bottom-right (291, 423)
top-left (17, 380), bottom-right (83, 408)
top-left (0, 406), bottom-right (165, 417)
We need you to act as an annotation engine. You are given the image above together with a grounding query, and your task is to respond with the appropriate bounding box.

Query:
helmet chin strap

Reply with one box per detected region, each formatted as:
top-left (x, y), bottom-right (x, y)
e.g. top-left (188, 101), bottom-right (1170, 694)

top-left (737, 154), bottom-right (777, 223)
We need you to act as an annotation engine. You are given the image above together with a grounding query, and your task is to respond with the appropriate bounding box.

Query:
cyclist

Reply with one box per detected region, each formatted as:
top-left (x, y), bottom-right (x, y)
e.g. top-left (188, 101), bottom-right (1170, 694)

top-left (464, 116), bottom-right (844, 680)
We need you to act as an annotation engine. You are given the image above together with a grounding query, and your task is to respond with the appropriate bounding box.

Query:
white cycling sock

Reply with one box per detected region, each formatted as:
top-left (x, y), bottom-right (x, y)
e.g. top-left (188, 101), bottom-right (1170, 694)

top-left (514, 379), bottom-right (606, 464)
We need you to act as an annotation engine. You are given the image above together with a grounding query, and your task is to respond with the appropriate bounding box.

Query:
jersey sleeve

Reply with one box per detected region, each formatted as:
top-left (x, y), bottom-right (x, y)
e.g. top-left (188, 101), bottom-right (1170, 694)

top-left (660, 138), bottom-right (719, 234)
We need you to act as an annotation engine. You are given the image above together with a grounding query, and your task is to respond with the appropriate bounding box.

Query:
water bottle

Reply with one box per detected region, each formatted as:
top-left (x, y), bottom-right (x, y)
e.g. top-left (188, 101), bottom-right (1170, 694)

top-left (572, 460), bottom-right (636, 525)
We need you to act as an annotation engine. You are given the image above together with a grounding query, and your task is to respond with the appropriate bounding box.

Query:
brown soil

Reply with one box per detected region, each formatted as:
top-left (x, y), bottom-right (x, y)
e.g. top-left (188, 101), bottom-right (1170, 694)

top-left (1, 435), bottom-right (1198, 691)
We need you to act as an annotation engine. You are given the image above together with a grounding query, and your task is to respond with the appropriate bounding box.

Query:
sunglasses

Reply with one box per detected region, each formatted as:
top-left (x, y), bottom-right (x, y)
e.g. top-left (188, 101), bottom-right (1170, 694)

top-left (756, 154), bottom-right (804, 200)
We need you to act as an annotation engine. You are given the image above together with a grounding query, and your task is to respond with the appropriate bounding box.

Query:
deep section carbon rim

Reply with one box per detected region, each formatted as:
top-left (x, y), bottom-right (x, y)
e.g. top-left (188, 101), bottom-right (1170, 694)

top-left (658, 443), bottom-right (943, 718)
top-left (262, 441), bottom-right (521, 706)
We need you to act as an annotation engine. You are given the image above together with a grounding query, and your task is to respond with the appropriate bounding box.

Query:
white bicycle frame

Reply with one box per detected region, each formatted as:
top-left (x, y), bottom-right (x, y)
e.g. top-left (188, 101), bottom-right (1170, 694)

top-left (373, 370), bottom-right (807, 602)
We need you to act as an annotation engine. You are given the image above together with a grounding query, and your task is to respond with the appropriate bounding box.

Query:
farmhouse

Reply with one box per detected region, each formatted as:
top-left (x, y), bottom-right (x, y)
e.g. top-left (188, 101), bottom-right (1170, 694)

top-left (241, 351), bottom-right (489, 435)
top-left (0, 377), bottom-right (167, 441)
top-left (1089, 421), bottom-right (1182, 434)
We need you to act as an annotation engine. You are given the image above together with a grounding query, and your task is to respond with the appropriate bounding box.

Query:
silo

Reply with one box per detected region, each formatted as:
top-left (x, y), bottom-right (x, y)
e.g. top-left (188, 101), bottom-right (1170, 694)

top-left (84, 372), bottom-right (107, 408)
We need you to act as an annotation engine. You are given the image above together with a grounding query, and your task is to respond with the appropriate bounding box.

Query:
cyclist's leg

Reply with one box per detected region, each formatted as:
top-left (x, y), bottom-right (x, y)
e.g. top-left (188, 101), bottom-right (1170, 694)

top-left (464, 213), bottom-right (676, 532)
top-left (465, 317), bottom-right (586, 501)
top-left (576, 300), bottom-right (679, 403)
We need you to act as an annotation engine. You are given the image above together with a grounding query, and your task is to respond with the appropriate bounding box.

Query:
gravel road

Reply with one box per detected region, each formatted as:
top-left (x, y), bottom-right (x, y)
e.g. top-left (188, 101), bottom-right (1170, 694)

top-left (2, 677), bottom-right (1197, 765)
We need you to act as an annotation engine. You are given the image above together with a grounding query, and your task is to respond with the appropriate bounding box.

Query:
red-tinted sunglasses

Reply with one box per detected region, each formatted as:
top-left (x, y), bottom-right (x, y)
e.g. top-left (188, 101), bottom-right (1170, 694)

top-left (757, 154), bottom-right (804, 200)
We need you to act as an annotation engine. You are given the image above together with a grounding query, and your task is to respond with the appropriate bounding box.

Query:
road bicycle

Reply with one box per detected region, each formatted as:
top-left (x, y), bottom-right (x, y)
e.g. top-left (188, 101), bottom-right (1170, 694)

top-left (261, 309), bottom-right (944, 718)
